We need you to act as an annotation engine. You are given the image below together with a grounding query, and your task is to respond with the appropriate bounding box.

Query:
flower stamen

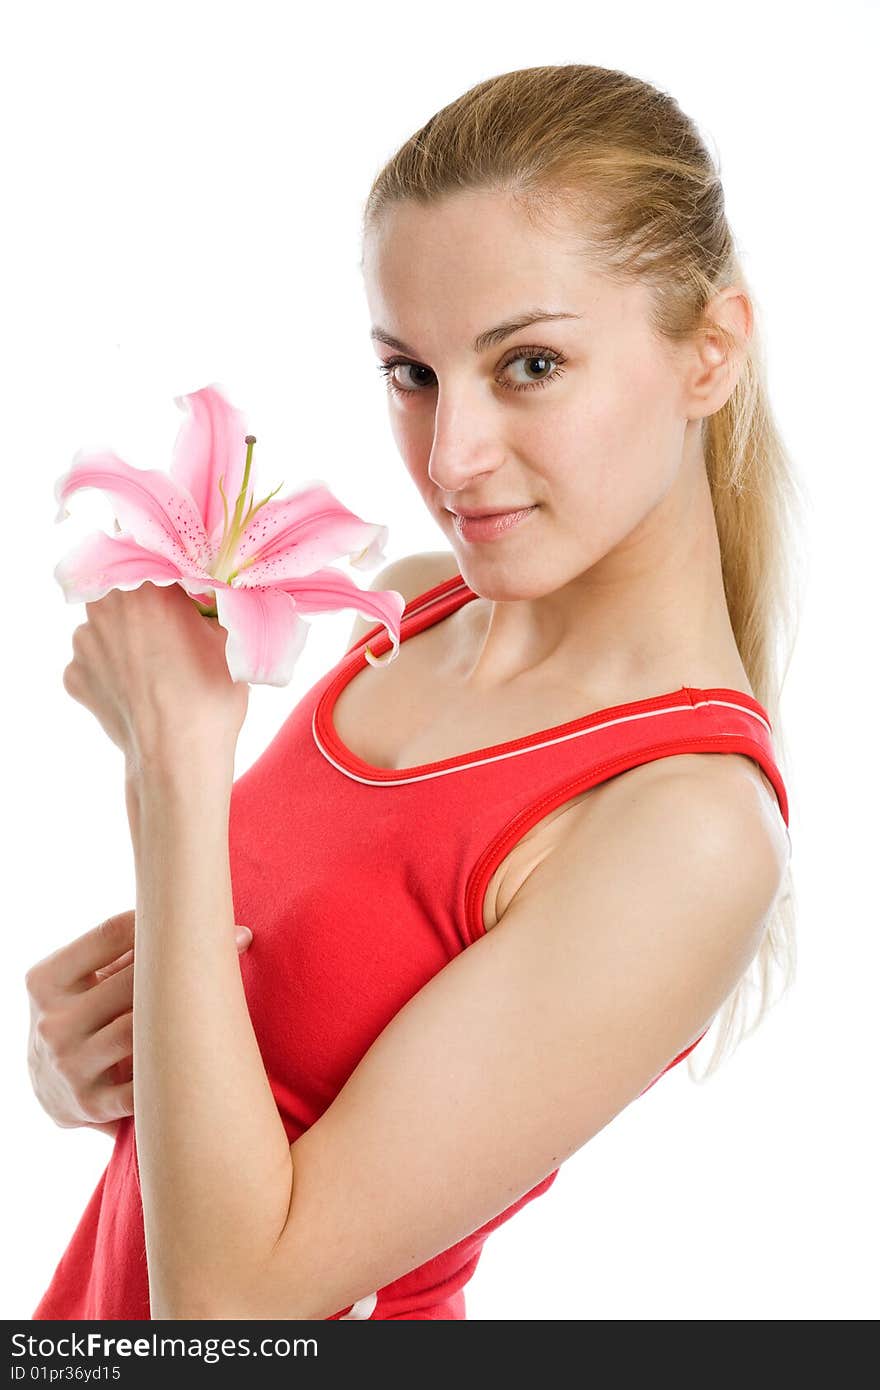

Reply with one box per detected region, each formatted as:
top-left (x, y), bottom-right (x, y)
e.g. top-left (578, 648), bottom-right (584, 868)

top-left (211, 435), bottom-right (284, 583)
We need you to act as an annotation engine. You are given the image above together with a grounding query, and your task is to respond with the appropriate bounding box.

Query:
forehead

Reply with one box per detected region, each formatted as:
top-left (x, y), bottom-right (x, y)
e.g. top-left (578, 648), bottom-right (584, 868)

top-left (361, 190), bottom-right (645, 342)
top-left (361, 190), bottom-right (647, 347)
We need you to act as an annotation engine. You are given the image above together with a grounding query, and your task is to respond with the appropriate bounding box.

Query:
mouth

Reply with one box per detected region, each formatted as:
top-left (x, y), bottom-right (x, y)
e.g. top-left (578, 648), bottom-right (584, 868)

top-left (448, 504), bottom-right (539, 543)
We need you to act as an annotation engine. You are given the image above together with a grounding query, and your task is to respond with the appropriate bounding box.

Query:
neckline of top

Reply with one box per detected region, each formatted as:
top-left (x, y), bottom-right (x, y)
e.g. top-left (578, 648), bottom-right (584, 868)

top-left (312, 572), bottom-right (773, 783)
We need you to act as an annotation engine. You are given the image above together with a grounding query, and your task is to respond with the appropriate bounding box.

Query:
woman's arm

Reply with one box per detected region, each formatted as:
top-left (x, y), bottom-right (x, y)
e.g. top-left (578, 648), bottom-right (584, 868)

top-left (125, 749), bottom-right (294, 1319)
top-left (127, 744), bottom-right (788, 1321)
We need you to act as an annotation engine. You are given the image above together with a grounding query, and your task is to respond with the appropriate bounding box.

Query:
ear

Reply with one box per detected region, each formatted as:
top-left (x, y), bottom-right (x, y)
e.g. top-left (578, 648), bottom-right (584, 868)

top-left (687, 286), bottom-right (753, 418)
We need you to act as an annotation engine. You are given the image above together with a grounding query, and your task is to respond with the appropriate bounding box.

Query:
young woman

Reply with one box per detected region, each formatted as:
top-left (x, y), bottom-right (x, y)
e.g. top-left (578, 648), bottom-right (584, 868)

top-left (27, 63), bottom-right (801, 1321)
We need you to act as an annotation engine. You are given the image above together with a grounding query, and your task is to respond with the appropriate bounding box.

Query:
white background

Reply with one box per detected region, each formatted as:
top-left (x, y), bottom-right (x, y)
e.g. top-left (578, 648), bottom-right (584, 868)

top-left (3, 0), bottom-right (877, 1322)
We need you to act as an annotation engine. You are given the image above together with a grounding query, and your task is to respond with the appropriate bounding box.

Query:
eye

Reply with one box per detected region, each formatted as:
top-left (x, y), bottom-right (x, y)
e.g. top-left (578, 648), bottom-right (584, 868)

top-left (499, 348), bottom-right (567, 391)
top-left (377, 360), bottom-right (437, 395)
top-left (376, 346), bottom-right (568, 398)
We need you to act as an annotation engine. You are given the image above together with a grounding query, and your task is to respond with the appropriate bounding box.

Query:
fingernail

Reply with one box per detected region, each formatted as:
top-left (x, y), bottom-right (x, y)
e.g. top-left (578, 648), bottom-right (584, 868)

top-left (234, 925), bottom-right (253, 948)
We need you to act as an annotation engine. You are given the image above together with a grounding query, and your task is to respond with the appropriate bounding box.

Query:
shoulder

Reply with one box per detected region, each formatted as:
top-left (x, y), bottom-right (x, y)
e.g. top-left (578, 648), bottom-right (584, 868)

top-left (375, 547), bottom-right (455, 597)
top-left (346, 551), bottom-right (460, 648)
top-left (372, 549), bottom-right (461, 600)
top-left (572, 750), bottom-right (787, 881)
top-left (503, 752), bottom-right (790, 973)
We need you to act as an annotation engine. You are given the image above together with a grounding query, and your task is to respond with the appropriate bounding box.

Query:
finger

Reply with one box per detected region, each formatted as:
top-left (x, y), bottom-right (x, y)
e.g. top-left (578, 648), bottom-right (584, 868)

top-left (36, 912), bottom-right (136, 993)
top-left (90, 1079), bottom-right (135, 1123)
top-left (94, 947), bottom-right (135, 982)
top-left (96, 1053), bottom-right (133, 1089)
top-left (108, 1055), bottom-right (133, 1085)
top-left (75, 963), bottom-right (134, 1036)
top-left (80, 1009), bottom-right (133, 1080)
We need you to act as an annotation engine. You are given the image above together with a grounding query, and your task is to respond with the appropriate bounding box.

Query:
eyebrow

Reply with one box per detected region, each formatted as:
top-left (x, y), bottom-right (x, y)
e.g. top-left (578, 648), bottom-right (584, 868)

top-left (370, 309), bottom-right (583, 358)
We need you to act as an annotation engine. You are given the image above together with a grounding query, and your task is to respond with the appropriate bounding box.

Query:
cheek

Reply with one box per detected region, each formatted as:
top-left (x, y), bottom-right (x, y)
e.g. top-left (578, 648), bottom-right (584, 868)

top-left (387, 403), bottom-right (408, 456)
top-left (552, 363), bottom-right (678, 534)
top-left (388, 402), bottom-right (435, 488)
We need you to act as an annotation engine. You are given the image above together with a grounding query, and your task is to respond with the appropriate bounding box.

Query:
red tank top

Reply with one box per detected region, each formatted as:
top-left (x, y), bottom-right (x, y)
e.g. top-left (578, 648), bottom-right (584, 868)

top-left (32, 572), bottom-right (790, 1321)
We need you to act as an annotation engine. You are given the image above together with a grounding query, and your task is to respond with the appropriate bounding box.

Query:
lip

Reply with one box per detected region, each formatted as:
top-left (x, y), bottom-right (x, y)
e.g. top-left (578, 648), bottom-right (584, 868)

top-left (447, 505), bottom-right (534, 519)
top-left (450, 504), bottom-right (538, 543)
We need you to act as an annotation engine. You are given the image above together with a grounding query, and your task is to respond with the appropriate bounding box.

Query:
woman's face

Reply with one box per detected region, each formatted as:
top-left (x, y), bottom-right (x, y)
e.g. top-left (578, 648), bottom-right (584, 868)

top-left (361, 189), bottom-right (695, 597)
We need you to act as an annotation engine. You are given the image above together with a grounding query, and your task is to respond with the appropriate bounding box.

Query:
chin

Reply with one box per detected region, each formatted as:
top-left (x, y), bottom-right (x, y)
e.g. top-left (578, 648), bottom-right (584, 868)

top-left (455, 566), bottom-right (547, 605)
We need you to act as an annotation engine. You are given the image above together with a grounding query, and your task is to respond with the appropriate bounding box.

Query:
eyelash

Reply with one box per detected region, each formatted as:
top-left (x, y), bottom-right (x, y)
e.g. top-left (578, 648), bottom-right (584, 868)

top-left (376, 346), bottom-right (568, 398)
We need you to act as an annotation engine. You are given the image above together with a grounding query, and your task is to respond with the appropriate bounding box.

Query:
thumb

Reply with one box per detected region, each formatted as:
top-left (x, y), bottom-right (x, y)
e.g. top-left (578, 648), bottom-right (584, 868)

top-left (234, 924), bottom-right (253, 951)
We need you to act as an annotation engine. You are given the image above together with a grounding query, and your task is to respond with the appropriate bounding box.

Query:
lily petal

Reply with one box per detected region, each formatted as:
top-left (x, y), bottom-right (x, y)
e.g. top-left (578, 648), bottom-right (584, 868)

top-left (271, 565), bottom-right (406, 666)
top-left (233, 483), bottom-right (389, 582)
top-left (53, 529), bottom-right (214, 604)
top-left (214, 585), bottom-right (311, 687)
top-left (169, 384), bottom-right (250, 547)
top-left (54, 452), bottom-right (213, 573)
top-left (348, 524), bottom-right (390, 572)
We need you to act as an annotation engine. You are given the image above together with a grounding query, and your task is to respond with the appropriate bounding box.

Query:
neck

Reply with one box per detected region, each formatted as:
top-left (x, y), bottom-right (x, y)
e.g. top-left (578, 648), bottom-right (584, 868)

top-left (454, 443), bottom-right (746, 701)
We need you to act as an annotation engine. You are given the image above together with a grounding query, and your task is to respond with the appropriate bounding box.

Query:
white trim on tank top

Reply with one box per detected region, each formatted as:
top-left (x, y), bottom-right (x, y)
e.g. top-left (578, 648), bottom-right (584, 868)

top-left (338, 1290), bottom-right (378, 1319)
top-left (312, 696), bottom-right (773, 788)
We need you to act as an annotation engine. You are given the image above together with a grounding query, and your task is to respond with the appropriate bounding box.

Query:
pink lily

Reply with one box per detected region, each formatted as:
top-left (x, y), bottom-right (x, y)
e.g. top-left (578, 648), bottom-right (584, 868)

top-left (53, 383), bottom-right (407, 686)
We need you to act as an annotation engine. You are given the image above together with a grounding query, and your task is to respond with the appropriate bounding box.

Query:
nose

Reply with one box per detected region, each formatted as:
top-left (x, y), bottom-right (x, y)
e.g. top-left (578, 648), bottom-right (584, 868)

top-left (426, 384), bottom-right (506, 494)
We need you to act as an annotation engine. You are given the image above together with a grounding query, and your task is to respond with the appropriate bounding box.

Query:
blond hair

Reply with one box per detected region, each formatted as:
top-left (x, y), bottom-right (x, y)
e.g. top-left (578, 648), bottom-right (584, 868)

top-left (361, 64), bottom-right (807, 1079)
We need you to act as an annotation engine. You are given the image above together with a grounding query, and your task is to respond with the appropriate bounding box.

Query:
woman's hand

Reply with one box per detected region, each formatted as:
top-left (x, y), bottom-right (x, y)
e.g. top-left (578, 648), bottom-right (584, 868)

top-left (62, 580), bottom-right (249, 770)
top-left (25, 910), bottom-right (253, 1137)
